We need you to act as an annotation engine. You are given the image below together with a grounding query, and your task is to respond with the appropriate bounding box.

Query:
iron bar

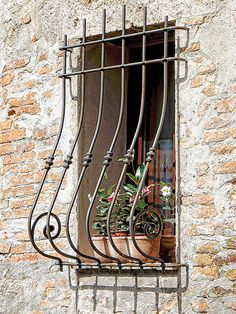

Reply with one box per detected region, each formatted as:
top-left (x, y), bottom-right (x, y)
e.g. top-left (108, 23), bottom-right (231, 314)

top-left (85, 4), bottom-right (127, 264)
top-left (59, 25), bottom-right (188, 50)
top-left (59, 56), bottom-right (186, 78)
top-left (28, 35), bottom-right (69, 270)
top-left (29, 5), bottom-right (189, 274)
top-left (64, 9), bottom-right (107, 264)
top-left (45, 20), bottom-right (88, 262)
top-left (128, 16), bottom-right (169, 271)
top-left (105, 6), bottom-right (148, 265)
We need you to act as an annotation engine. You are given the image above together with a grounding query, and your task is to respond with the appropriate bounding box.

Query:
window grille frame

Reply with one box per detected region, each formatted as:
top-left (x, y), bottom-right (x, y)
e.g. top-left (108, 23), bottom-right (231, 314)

top-left (28, 4), bottom-right (189, 274)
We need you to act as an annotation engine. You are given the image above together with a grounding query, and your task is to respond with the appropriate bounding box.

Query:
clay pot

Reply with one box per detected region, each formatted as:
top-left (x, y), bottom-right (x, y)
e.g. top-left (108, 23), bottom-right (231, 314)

top-left (92, 234), bottom-right (161, 263)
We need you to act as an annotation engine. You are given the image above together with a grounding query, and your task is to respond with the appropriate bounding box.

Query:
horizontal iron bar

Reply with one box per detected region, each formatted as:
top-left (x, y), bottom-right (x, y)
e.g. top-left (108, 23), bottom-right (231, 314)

top-left (59, 56), bottom-right (186, 78)
top-left (59, 25), bottom-right (188, 50)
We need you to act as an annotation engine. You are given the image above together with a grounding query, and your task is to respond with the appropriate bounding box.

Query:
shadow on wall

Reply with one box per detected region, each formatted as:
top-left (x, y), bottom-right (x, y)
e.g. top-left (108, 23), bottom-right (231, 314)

top-left (67, 267), bottom-right (189, 313)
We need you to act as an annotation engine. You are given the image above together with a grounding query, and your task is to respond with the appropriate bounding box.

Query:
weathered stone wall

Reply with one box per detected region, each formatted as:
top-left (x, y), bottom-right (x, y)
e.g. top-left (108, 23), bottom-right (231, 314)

top-left (0, 0), bottom-right (235, 313)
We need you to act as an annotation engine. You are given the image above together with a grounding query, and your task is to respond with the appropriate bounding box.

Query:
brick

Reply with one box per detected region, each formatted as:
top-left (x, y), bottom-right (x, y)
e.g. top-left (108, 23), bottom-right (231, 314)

top-left (9, 197), bottom-right (34, 209)
top-left (212, 286), bottom-right (234, 296)
top-left (1, 73), bottom-right (14, 86)
top-left (216, 98), bottom-right (235, 112)
top-left (0, 128), bottom-right (26, 143)
top-left (197, 64), bottom-right (216, 75)
top-left (15, 105), bottom-right (41, 115)
top-left (202, 84), bottom-right (216, 96)
top-left (182, 42), bottom-right (200, 53)
top-left (11, 244), bottom-right (26, 254)
top-left (191, 76), bottom-right (204, 88)
top-left (214, 254), bottom-right (236, 266)
top-left (25, 80), bottom-right (36, 89)
top-left (8, 92), bottom-right (36, 108)
top-left (202, 128), bottom-right (235, 144)
top-left (196, 242), bottom-right (219, 254)
top-left (0, 143), bottom-right (13, 155)
top-left (38, 53), bottom-right (48, 62)
top-left (2, 151), bottom-right (35, 165)
top-left (2, 162), bottom-right (38, 174)
top-left (3, 185), bottom-right (36, 198)
top-left (42, 90), bottom-right (52, 98)
top-left (0, 242), bottom-right (11, 254)
top-left (213, 161), bottom-right (236, 174)
top-left (0, 120), bottom-right (12, 131)
top-left (192, 205), bottom-right (216, 218)
top-left (210, 145), bottom-right (234, 155)
top-left (33, 128), bottom-right (47, 139)
top-left (3, 207), bottom-right (30, 219)
top-left (194, 254), bottom-right (214, 266)
top-left (15, 232), bottom-right (30, 241)
top-left (9, 253), bottom-right (39, 263)
top-left (198, 302), bottom-right (208, 313)
top-left (192, 266), bottom-right (220, 279)
top-left (182, 194), bottom-right (214, 206)
top-left (9, 171), bottom-right (42, 186)
top-left (37, 65), bottom-right (51, 75)
top-left (204, 116), bottom-right (228, 130)
top-left (13, 57), bottom-right (30, 69)
top-left (15, 141), bottom-right (35, 153)
top-left (226, 269), bottom-right (236, 281)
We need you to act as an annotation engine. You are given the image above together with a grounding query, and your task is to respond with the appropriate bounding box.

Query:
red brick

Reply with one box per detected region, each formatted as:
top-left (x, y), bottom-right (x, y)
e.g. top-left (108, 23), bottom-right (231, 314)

top-left (0, 128), bottom-right (26, 143)
top-left (37, 65), bottom-right (51, 75)
top-left (214, 161), bottom-right (236, 174)
top-left (1, 73), bottom-right (14, 87)
top-left (0, 120), bottom-right (12, 131)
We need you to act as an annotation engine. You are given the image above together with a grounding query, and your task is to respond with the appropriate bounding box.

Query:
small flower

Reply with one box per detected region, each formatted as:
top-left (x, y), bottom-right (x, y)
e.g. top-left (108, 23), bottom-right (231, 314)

top-left (161, 185), bottom-right (171, 197)
top-left (141, 186), bottom-right (151, 196)
top-left (107, 192), bottom-right (115, 203)
top-left (129, 195), bottom-right (135, 203)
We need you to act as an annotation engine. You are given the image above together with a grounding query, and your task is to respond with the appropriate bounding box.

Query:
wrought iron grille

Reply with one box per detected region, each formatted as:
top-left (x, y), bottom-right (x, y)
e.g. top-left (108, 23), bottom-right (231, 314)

top-left (28, 5), bottom-right (188, 274)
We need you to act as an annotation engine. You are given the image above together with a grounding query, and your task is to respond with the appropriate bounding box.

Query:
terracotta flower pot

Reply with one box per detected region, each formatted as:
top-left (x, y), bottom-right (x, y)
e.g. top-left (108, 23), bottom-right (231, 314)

top-left (92, 234), bottom-right (161, 263)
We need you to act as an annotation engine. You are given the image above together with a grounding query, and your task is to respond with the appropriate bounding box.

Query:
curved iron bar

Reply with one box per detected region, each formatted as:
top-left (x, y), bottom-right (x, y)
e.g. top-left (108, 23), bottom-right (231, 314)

top-left (128, 16), bottom-right (169, 273)
top-left (46, 29), bottom-right (88, 265)
top-left (84, 4), bottom-right (128, 265)
top-left (133, 209), bottom-right (163, 240)
top-left (65, 9), bottom-right (107, 264)
top-left (105, 6), bottom-right (148, 265)
top-left (28, 35), bottom-right (69, 269)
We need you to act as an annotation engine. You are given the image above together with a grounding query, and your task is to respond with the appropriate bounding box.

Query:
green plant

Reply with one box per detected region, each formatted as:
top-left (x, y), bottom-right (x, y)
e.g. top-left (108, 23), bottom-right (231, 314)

top-left (91, 163), bottom-right (175, 235)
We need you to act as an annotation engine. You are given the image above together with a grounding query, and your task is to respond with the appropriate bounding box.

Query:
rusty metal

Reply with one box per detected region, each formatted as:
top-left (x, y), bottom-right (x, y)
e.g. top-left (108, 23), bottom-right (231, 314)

top-left (28, 4), bottom-right (188, 273)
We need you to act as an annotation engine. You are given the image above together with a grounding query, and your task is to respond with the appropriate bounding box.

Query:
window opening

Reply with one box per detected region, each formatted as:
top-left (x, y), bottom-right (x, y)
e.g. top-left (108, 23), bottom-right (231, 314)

top-left (28, 5), bottom-right (188, 274)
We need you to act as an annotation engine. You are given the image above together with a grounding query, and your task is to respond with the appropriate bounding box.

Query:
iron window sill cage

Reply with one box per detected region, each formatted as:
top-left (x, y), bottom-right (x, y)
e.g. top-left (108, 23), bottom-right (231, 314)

top-left (28, 5), bottom-right (189, 275)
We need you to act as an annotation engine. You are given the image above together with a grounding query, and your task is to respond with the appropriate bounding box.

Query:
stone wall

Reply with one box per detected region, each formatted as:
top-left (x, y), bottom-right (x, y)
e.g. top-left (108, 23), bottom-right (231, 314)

top-left (0, 0), bottom-right (235, 313)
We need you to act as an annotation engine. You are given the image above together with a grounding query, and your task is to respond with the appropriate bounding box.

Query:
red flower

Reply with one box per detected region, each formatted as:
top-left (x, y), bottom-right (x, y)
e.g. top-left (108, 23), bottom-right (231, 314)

top-left (107, 192), bottom-right (115, 203)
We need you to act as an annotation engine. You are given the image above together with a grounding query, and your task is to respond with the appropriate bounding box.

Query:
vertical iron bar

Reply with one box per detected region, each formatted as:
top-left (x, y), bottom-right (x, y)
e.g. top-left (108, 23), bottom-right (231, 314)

top-left (128, 16), bottom-right (169, 272)
top-left (105, 6), bottom-right (148, 264)
top-left (65, 10), bottom-right (107, 263)
top-left (85, 4), bottom-right (128, 264)
top-left (85, 9), bottom-right (107, 262)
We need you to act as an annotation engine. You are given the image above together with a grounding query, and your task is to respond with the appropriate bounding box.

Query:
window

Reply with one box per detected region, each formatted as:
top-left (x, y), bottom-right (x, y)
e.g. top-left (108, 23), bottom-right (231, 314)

top-left (28, 5), bottom-right (188, 273)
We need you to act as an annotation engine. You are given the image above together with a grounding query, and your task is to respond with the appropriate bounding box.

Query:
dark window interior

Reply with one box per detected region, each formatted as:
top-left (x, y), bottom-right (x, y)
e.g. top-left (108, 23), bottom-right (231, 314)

top-left (127, 40), bottom-right (175, 215)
